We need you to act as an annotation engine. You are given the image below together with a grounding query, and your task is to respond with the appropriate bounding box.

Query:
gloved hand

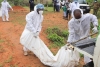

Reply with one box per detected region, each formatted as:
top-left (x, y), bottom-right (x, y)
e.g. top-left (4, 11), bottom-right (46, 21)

top-left (65, 42), bottom-right (74, 50)
top-left (34, 32), bottom-right (39, 38)
top-left (36, 32), bottom-right (39, 36)
top-left (12, 9), bottom-right (13, 11)
top-left (65, 44), bottom-right (69, 50)
top-left (92, 26), bottom-right (98, 33)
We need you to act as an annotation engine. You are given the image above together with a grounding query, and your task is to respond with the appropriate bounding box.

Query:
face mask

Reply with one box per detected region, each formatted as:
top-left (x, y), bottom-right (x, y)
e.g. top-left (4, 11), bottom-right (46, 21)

top-left (39, 11), bottom-right (43, 15)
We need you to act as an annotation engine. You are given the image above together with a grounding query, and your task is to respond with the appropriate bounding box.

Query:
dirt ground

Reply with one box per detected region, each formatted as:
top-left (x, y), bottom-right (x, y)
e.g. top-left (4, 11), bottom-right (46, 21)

top-left (0, 6), bottom-right (84, 67)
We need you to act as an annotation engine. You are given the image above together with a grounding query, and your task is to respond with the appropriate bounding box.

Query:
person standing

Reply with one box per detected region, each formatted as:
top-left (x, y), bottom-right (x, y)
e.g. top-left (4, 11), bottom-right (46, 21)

top-left (62, 3), bottom-right (67, 19)
top-left (91, 0), bottom-right (100, 16)
top-left (61, 0), bottom-right (65, 8)
top-left (29, 0), bottom-right (34, 12)
top-left (20, 3), bottom-right (44, 56)
top-left (56, 0), bottom-right (61, 12)
top-left (65, 0), bottom-right (71, 20)
top-left (52, 0), bottom-right (57, 12)
top-left (70, 0), bottom-right (80, 17)
top-left (1, 0), bottom-right (13, 22)
top-left (67, 9), bottom-right (98, 67)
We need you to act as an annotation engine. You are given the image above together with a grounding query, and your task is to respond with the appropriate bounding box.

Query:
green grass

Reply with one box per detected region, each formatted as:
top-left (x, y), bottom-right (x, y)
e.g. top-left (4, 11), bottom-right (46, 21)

top-left (45, 7), bottom-right (53, 12)
top-left (80, 53), bottom-right (84, 58)
top-left (0, 45), bottom-right (4, 53)
top-left (0, 63), bottom-right (3, 67)
top-left (24, 6), bottom-right (53, 12)
top-left (0, 39), bottom-right (5, 43)
top-left (24, 7), bottom-right (30, 11)
top-left (46, 27), bottom-right (69, 49)
top-left (5, 56), bottom-right (13, 63)
top-left (98, 19), bottom-right (100, 25)
top-left (97, 11), bottom-right (100, 19)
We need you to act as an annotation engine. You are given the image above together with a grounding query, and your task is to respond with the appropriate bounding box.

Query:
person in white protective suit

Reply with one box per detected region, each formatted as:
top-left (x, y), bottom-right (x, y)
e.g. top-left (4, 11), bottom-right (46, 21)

top-left (20, 3), bottom-right (80, 67)
top-left (1, 0), bottom-right (13, 22)
top-left (67, 9), bottom-right (98, 67)
top-left (70, 0), bottom-right (80, 17)
top-left (21, 3), bottom-right (44, 56)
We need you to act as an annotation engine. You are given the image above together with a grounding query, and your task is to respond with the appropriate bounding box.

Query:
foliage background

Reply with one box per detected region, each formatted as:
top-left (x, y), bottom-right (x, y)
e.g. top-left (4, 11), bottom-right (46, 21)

top-left (0, 0), bottom-right (100, 6)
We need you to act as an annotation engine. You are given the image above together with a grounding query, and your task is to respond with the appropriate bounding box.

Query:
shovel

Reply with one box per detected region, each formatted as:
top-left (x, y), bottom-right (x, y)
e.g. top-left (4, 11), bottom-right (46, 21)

top-left (66, 32), bottom-right (98, 50)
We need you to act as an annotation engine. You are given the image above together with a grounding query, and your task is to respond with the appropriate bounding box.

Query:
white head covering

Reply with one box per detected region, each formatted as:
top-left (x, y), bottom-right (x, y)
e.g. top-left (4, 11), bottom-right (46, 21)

top-left (72, 9), bottom-right (83, 21)
top-left (34, 3), bottom-right (44, 11)
top-left (36, 3), bottom-right (44, 9)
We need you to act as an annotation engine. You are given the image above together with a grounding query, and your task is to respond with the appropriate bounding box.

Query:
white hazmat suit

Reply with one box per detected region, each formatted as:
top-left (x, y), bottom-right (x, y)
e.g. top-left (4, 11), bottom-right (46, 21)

top-left (22, 4), bottom-right (44, 54)
top-left (67, 9), bottom-right (98, 64)
top-left (1, 0), bottom-right (13, 21)
top-left (20, 4), bottom-right (80, 67)
top-left (70, 1), bottom-right (80, 17)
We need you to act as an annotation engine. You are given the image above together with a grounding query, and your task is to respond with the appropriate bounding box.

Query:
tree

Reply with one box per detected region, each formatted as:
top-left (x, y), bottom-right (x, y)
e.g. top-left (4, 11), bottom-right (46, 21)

top-left (14, 0), bottom-right (19, 6)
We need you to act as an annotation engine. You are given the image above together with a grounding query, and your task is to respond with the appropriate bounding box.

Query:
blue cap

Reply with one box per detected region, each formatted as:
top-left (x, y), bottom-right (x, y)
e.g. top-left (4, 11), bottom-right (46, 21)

top-left (36, 3), bottom-right (44, 9)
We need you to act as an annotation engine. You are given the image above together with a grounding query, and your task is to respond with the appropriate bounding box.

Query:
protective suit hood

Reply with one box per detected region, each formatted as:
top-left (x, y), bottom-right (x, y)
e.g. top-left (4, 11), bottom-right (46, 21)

top-left (34, 4), bottom-right (44, 11)
top-left (72, 9), bottom-right (84, 22)
top-left (34, 4), bottom-right (44, 15)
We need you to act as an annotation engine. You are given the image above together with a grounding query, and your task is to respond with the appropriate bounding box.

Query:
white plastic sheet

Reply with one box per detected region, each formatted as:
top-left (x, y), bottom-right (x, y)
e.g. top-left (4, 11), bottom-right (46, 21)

top-left (20, 28), bottom-right (80, 67)
top-left (93, 35), bottom-right (100, 67)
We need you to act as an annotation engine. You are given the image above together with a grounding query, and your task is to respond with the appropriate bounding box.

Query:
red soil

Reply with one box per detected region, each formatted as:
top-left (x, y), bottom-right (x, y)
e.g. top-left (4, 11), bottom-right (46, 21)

top-left (0, 6), bottom-right (84, 67)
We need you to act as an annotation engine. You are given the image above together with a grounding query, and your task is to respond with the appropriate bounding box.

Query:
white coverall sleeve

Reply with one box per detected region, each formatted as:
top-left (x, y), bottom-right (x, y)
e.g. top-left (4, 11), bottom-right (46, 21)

top-left (67, 20), bottom-right (75, 43)
top-left (26, 12), bottom-right (36, 33)
top-left (37, 16), bottom-right (43, 32)
top-left (90, 14), bottom-right (98, 27)
top-left (37, 24), bottom-right (42, 32)
top-left (7, 2), bottom-right (13, 10)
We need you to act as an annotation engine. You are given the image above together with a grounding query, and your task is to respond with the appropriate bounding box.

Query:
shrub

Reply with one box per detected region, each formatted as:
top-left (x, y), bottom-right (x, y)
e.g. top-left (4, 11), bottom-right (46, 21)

top-left (48, 33), bottom-right (64, 43)
top-left (46, 27), bottom-right (53, 34)
top-left (46, 27), bottom-right (69, 47)
top-left (98, 25), bottom-right (100, 34)
top-left (80, 53), bottom-right (84, 57)
top-left (14, 0), bottom-right (19, 6)
top-left (61, 30), bottom-right (69, 39)
top-left (46, 27), bottom-right (69, 39)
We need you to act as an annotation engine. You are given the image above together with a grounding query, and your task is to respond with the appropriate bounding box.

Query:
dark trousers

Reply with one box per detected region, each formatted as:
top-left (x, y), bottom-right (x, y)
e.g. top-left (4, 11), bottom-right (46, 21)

top-left (54, 5), bottom-right (56, 12)
top-left (66, 10), bottom-right (71, 19)
top-left (30, 4), bottom-right (34, 12)
top-left (56, 5), bottom-right (60, 12)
